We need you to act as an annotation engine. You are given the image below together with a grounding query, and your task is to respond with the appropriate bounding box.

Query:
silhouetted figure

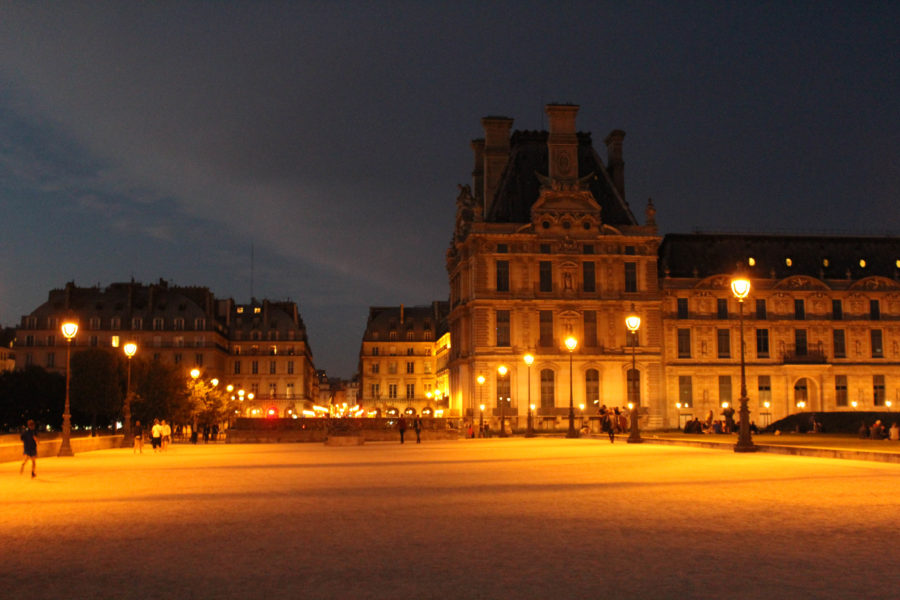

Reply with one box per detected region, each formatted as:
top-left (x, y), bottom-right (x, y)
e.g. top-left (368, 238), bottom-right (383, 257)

top-left (414, 417), bottom-right (422, 443)
top-left (398, 417), bottom-right (407, 444)
top-left (20, 420), bottom-right (38, 478)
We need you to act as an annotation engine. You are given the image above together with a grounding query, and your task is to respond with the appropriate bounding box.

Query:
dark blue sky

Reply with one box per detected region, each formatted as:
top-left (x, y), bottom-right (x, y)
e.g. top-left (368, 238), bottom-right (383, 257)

top-left (1, 2), bottom-right (897, 377)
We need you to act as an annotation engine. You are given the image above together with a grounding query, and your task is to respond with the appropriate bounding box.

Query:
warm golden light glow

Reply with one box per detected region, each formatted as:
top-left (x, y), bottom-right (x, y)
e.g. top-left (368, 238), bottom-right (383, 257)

top-left (627, 402), bottom-right (634, 410)
top-left (498, 365), bottom-right (508, 376)
top-left (579, 404), bottom-right (585, 411)
top-left (477, 375), bottom-right (485, 385)
top-left (675, 402), bottom-right (682, 409)
top-left (248, 393), bottom-right (255, 400)
top-left (61, 321), bottom-right (78, 339)
top-left (523, 354), bottom-right (534, 366)
top-left (625, 313), bottom-right (641, 333)
top-left (721, 401), bottom-right (729, 408)
top-left (226, 384), bottom-right (234, 392)
top-left (731, 278), bottom-right (751, 300)
top-left (211, 378), bottom-right (219, 387)
top-left (565, 336), bottom-right (577, 351)
top-left (748, 257), bottom-right (756, 267)
top-left (859, 259), bottom-right (866, 268)
top-left (530, 404), bottom-right (535, 411)
top-left (123, 342), bottom-right (137, 358)
top-left (480, 404), bottom-right (485, 412)
top-left (190, 368), bottom-right (200, 379)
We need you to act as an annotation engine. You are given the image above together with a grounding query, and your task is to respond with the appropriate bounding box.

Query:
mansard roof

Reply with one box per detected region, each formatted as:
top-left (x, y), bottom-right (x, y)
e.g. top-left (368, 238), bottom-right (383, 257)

top-left (660, 233), bottom-right (900, 281)
top-left (487, 130), bottom-right (637, 227)
top-left (363, 302), bottom-right (449, 342)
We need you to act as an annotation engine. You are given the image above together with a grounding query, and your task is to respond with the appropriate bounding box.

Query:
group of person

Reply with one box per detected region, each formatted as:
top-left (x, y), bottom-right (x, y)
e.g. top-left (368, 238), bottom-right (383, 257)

top-left (860, 420), bottom-right (900, 441)
top-left (396, 416), bottom-right (423, 443)
top-left (682, 409), bottom-right (759, 435)
top-left (598, 405), bottom-right (631, 443)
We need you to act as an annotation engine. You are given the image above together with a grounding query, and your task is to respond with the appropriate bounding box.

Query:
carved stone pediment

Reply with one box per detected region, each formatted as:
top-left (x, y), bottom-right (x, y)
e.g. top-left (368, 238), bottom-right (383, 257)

top-left (530, 188), bottom-right (602, 232)
top-left (849, 276), bottom-right (900, 291)
top-left (774, 275), bottom-right (829, 291)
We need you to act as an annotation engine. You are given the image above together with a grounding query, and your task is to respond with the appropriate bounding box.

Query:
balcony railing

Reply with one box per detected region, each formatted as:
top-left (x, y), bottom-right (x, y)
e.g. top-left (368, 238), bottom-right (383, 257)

top-left (781, 343), bottom-right (826, 364)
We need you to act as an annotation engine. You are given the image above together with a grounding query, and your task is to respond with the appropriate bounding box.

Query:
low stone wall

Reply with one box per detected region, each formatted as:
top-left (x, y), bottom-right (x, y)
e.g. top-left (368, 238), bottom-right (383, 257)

top-left (0, 433), bottom-right (124, 463)
top-left (226, 417), bottom-right (460, 444)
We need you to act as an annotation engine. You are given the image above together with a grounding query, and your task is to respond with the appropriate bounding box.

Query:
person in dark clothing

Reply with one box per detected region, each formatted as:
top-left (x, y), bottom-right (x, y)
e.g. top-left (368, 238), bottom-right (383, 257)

top-left (20, 420), bottom-right (38, 478)
top-left (398, 417), bottom-right (407, 443)
top-left (413, 417), bottom-right (423, 443)
top-left (133, 420), bottom-right (144, 454)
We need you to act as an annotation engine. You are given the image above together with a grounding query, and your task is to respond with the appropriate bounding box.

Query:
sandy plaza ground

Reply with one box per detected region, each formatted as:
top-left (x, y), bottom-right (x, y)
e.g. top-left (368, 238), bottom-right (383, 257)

top-left (2, 437), bottom-right (899, 599)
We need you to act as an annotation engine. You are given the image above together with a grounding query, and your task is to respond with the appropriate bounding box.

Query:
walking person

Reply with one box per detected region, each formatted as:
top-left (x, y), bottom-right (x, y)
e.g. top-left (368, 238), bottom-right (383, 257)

top-left (151, 419), bottom-right (162, 452)
top-left (20, 419), bottom-right (38, 478)
top-left (398, 416), bottom-right (407, 444)
top-left (161, 419), bottom-right (172, 451)
top-left (133, 420), bottom-right (144, 454)
top-left (414, 417), bottom-right (423, 444)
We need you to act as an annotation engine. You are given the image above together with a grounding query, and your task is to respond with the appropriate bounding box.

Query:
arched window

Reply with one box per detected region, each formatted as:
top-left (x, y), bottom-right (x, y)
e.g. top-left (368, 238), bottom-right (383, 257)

top-left (540, 369), bottom-right (555, 409)
top-left (627, 369), bottom-right (640, 404)
top-left (496, 372), bottom-right (511, 407)
top-left (585, 369), bottom-right (600, 407)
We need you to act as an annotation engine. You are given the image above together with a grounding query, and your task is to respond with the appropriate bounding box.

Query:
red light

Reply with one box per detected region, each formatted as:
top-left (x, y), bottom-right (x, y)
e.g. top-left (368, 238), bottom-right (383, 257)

top-left (267, 408), bottom-right (276, 418)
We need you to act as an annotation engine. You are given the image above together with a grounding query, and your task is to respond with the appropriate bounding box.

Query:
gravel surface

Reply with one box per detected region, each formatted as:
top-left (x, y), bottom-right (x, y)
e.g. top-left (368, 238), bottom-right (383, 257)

top-left (3, 438), bottom-right (899, 599)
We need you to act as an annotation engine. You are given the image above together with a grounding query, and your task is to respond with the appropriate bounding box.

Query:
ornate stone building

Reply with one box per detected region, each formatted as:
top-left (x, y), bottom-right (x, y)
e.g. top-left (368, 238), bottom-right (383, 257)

top-left (660, 234), bottom-right (900, 428)
top-left (14, 280), bottom-right (317, 417)
top-left (446, 104), bottom-right (663, 431)
top-left (358, 302), bottom-right (449, 416)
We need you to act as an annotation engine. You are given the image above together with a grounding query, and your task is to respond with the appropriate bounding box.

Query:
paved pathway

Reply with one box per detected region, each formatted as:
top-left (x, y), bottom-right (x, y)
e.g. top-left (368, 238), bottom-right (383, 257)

top-left (3, 439), bottom-right (899, 599)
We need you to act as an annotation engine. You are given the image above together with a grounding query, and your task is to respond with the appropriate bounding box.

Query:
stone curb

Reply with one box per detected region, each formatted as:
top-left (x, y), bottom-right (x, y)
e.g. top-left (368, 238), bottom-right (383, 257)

top-left (643, 436), bottom-right (900, 464)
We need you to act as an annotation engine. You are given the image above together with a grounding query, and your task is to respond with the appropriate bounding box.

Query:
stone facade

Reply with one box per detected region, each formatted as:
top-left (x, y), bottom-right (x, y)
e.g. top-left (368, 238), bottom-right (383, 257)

top-left (446, 104), bottom-right (663, 432)
top-left (14, 280), bottom-right (317, 417)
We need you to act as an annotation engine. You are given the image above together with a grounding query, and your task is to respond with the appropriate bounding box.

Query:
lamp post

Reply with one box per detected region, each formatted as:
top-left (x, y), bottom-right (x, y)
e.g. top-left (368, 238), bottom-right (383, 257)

top-left (565, 336), bottom-right (578, 438)
top-left (498, 365), bottom-right (509, 437)
top-left (122, 341), bottom-right (137, 447)
top-left (625, 306), bottom-right (643, 444)
top-left (477, 374), bottom-right (485, 437)
top-left (524, 354), bottom-right (535, 437)
top-left (59, 321), bottom-right (78, 457)
top-left (731, 277), bottom-right (757, 452)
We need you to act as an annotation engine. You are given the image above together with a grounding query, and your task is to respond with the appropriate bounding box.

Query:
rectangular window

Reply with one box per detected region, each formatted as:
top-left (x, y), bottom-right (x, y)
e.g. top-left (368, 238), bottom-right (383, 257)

top-left (872, 329), bottom-right (884, 358)
top-left (755, 299), bottom-right (767, 320)
top-left (196, 353), bottom-right (204, 367)
top-left (677, 328), bottom-right (691, 358)
top-left (582, 262), bottom-right (595, 292)
top-left (388, 362), bottom-right (398, 374)
top-left (406, 383), bottom-right (415, 399)
top-left (874, 375), bottom-right (886, 406)
top-left (758, 375), bottom-right (771, 408)
top-left (286, 383), bottom-right (294, 398)
top-left (583, 311), bottom-right (597, 347)
top-left (371, 362), bottom-right (379, 374)
top-left (718, 375), bottom-right (732, 406)
top-left (833, 330), bottom-right (846, 359)
top-left (717, 329), bottom-right (731, 358)
top-left (832, 299), bottom-right (843, 320)
top-left (717, 298), bottom-right (728, 320)
top-left (269, 361), bottom-right (276, 375)
top-left (540, 369), bottom-right (555, 408)
top-left (251, 360), bottom-right (259, 374)
top-left (539, 311), bottom-right (553, 347)
top-left (539, 261), bottom-right (553, 292)
top-left (540, 244), bottom-right (551, 254)
top-left (835, 375), bottom-right (848, 407)
top-left (287, 360), bottom-right (294, 375)
top-left (496, 260), bottom-right (509, 292)
top-left (795, 329), bottom-right (808, 356)
top-left (496, 244), bottom-right (508, 253)
top-left (371, 383), bottom-right (380, 399)
top-left (496, 374), bottom-right (510, 406)
top-left (388, 384), bottom-right (398, 399)
top-left (234, 361), bottom-right (241, 375)
top-left (756, 328), bottom-right (769, 358)
top-left (496, 310), bottom-right (510, 347)
top-left (132, 317), bottom-right (142, 330)
top-left (870, 300), bottom-right (881, 320)
top-left (678, 376), bottom-right (693, 407)
top-left (406, 361), bottom-right (414, 374)
top-left (624, 263), bottom-right (637, 293)
top-left (269, 383), bottom-right (277, 397)
top-left (582, 244), bottom-right (594, 254)
top-left (794, 299), bottom-right (805, 320)
top-left (677, 298), bottom-right (689, 319)
top-left (174, 353), bottom-right (182, 364)
top-left (153, 317), bottom-right (164, 331)
top-left (46, 352), bottom-right (55, 368)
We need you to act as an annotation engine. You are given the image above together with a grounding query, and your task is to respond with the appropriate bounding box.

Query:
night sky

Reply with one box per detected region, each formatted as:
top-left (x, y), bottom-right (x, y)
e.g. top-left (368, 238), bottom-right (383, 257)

top-left (1, 2), bottom-right (897, 377)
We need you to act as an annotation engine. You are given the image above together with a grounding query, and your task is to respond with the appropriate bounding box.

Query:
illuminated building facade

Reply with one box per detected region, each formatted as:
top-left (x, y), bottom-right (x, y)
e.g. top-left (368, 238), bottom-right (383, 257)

top-left (14, 280), bottom-right (317, 417)
top-left (358, 302), bottom-right (449, 416)
top-left (446, 104), bottom-right (663, 431)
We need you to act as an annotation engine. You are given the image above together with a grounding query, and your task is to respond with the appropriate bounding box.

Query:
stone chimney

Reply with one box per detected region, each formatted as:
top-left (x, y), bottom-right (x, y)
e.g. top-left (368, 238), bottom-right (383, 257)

top-left (605, 129), bottom-right (625, 199)
top-left (470, 138), bottom-right (484, 205)
top-left (545, 104), bottom-right (580, 185)
top-left (481, 116), bottom-right (513, 217)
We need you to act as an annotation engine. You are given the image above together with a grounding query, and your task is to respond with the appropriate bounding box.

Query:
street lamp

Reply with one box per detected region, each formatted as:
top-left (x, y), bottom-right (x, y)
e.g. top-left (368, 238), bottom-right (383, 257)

top-left (477, 374), bottom-right (485, 437)
top-left (625, 306), bottom-right (643, 444)
top-left (498, 365), bottom-right (509, 437)
top-left (565, 336), bottom-right (578, 438)
top-left (122, 341), bottom-right (137, 447)
top-left (731, 277), bottom-right (757, 452)
top-left (524, 354), bottom-right (535, 437)
top-left (59, 321), bottom-right (78, 457)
